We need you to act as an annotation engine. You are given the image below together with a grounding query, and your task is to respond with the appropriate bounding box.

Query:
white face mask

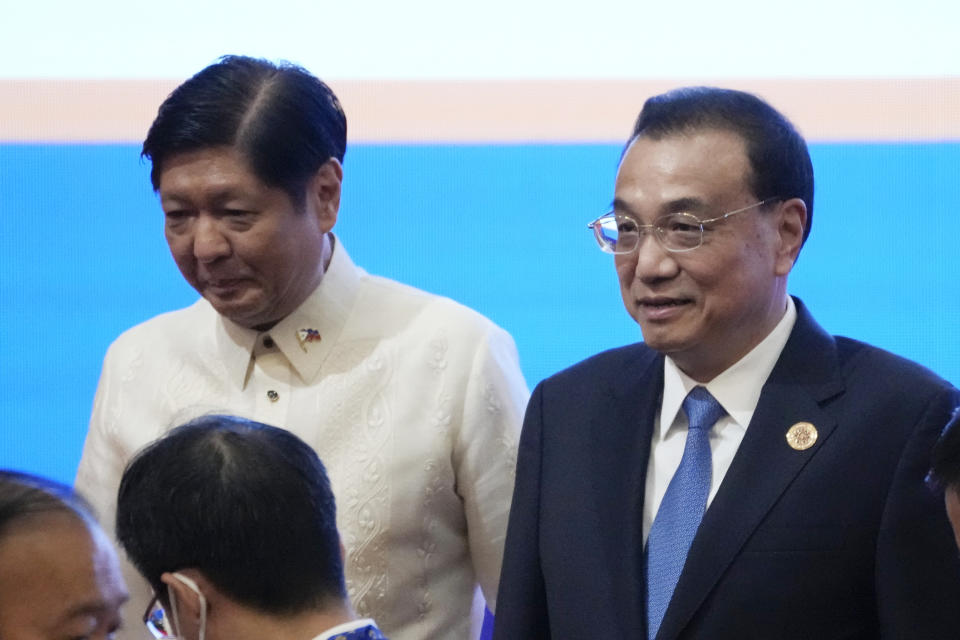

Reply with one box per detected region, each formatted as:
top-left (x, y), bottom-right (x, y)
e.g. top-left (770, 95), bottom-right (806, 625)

top-left (168, 572), bottom-right (207, 640)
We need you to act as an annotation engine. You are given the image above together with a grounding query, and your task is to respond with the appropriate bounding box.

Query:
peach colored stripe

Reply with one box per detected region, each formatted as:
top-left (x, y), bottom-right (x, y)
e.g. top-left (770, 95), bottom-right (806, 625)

top-left (1, 78), bottom-right (958, 144)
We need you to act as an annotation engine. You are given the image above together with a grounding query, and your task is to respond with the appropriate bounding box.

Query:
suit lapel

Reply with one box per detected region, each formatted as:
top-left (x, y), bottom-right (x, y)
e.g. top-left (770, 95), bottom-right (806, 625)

top-left (656, 300), bottom-right (846, 639)
top-left (591, 345), bottom-right (662, 633)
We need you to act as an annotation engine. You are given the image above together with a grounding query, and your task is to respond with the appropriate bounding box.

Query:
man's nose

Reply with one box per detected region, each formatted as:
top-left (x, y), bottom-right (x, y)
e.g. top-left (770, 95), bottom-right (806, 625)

top-left (633, 231), bottom-right (679, 282)
top-left (193, 217), bottom-right (230, 262)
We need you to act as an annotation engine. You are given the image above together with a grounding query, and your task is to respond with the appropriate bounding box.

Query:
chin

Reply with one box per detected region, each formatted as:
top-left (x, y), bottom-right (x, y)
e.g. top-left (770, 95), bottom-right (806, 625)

top-left (209, 302), bottom-right (264, 328)
top-left (638, 329), bottom-right (691, 354)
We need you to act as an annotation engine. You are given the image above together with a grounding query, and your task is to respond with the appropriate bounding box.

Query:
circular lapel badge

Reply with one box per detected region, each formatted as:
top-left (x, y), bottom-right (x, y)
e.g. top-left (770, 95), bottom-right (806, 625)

top-left (786, 421), bottom-right (818, 451)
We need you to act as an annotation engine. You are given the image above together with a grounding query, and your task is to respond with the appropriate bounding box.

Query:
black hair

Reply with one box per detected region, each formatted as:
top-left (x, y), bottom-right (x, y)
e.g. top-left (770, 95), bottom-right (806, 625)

top-left (930, 407), bottom-right (960, 493)
top-left (627, 86), bottom-right (814, 246)
top-left (116, 415), bottom-right (346, 614)
top-left (142, 55), bottom-right (347, 209)
top-left (0, 470), bottom-right (96, 538)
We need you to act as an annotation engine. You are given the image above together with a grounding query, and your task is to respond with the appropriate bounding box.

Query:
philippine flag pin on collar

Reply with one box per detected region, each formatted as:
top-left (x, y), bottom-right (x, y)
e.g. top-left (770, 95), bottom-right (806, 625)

top-left (296, 328), bottom-right (322, 352)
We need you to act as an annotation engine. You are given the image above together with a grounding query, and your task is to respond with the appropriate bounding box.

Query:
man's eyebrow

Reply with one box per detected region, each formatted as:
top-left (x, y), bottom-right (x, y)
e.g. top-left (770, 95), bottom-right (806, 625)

top-left (207, 189), bottom-right (256, 206)
top-left (58, 594), bottom-right (130, 621)
top-left (610, 196), bottom-right (708, 217)
top-left (160, 188), bottom-right (254, 208)
top-left (663, 197), bottom-right (707, 213)
top-left (159, 192), bottom-right (186, 207)
top-left (610, 197), bottom-right (636, 215)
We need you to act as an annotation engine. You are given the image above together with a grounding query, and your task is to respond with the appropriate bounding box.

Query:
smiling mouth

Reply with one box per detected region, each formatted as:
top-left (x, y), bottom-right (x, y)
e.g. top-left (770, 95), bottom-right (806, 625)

top-left (639, 297), bottom-right (691, 308)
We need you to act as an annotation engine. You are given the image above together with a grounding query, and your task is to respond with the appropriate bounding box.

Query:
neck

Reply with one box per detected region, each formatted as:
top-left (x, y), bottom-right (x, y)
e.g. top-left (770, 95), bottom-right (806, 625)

top-left (250, 233), bottom-right (333, 333)
top-left (320, 232), bottom-right (334, 273)
top-left (675, 289), bottom-right (789, 383)
top-left (209, 599), bottom-right (356, 640)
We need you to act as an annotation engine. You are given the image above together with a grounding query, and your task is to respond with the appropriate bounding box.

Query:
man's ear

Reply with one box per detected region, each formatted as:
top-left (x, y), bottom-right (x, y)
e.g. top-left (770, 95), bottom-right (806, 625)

top-left (308, 157), bottom-right (343, 233)
top-left (774, 197), bottom-right (807, 276)
top-left (161, 571), bottom-right (205, 620)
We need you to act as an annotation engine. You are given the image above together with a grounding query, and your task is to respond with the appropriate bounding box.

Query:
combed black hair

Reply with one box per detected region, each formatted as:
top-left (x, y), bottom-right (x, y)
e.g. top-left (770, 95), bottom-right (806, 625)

top-left (628, 86), bottom-right (814, 246)
top-left (142, 55), bottom-right (347, 209)
top-left (0, 470), bottom-right (96, 537)
top-left (116, 415), bottom-right (346, 614)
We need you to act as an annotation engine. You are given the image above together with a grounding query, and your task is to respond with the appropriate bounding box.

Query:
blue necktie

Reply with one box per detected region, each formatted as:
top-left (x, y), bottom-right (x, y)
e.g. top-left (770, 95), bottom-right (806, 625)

top-left (645, 386), bottom-right (726, 640)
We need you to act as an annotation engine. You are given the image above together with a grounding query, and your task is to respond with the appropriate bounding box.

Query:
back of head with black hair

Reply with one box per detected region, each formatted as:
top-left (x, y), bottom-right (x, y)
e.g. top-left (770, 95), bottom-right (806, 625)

top-left (142, 55), bottom-right (347, 209)
top-left (0, 470), bottom-right (96, 538)
top-left (930, 407), bottom-right (960, 493)
top-left (628, 86), bottom-right (815, 247)
top-left (116, 415), bottom-right (346, 615)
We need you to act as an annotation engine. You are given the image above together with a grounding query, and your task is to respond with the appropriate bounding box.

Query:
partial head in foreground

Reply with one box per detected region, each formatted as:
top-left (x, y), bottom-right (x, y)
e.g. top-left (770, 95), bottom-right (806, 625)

top-left (116, 415), bottom-right (348, 639)
top-left (930, 407), bottom-right (960, 549)
top-left (606, 86), bottom-right (811, 381)
top-left (143, 55), bottom-right (348, 329)
top-left (0, 471), bottom-right (127, 640)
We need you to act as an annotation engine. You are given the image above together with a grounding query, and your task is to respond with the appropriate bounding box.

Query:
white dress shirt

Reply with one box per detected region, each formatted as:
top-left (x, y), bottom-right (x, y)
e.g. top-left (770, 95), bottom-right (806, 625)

top-left (642, 297), bottom-right (797, 542)
top-left (76, 237), bottom-right (529, 640)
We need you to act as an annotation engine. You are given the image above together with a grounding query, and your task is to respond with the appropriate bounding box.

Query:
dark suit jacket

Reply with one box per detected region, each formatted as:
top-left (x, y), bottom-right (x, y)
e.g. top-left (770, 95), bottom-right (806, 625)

top-left (494, 298), bottom-right (960, 639)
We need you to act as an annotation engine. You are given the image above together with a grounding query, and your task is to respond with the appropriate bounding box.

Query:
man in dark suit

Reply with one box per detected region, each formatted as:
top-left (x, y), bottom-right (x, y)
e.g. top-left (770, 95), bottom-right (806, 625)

top-left (494, 87), bottom-right (960, 639)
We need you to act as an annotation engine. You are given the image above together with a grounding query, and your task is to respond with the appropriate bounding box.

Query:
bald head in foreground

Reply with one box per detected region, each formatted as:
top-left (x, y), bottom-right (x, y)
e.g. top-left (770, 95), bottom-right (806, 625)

top-left (0, 471), bottom-right (127, 639)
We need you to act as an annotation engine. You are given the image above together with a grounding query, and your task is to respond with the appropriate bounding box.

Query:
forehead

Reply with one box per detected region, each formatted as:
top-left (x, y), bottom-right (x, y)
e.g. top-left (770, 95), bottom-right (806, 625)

top-left (158, 146), bottom-right (266, 198)
top-left (0, 513), bottom-right (126, 630)
top-left (615, 129), bottom-right (753, 209)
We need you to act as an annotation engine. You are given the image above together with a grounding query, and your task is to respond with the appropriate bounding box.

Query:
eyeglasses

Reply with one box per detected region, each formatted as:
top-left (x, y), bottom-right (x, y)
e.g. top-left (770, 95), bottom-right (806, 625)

top-left (143, 573), bottom-right (206, 640)
top-left (587, 198), bottom-right (779, 254)
top-left (143, 594), bottom-right (174, 639)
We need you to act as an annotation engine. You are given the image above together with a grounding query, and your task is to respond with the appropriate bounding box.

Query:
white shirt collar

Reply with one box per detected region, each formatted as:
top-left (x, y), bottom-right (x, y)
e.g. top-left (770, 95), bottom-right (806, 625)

top-left (310, 618), bottom-right (379, 640)
top-left (658, 296), bottom-right (797, 440)
top-left (214, 234), bottom-right (364, 389)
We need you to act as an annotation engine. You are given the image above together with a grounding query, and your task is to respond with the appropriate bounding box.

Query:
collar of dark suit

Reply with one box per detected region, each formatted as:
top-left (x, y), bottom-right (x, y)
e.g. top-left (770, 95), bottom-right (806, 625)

top-left (610, 296), bottom-right (844, 405)
top-left (768, 296), bottom-right (845, 402)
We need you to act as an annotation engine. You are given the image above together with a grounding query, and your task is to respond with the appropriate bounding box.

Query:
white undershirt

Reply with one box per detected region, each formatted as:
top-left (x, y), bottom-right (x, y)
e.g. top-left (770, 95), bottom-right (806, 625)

top-left (642, 297), bottom-right (798, 543)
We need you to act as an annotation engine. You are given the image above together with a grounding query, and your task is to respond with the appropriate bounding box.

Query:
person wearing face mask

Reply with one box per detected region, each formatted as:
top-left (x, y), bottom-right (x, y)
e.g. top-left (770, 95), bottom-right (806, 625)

top-left (0, 470), bottom-right (128, 640)
top-left (115, 414), bottom-right (386, 640)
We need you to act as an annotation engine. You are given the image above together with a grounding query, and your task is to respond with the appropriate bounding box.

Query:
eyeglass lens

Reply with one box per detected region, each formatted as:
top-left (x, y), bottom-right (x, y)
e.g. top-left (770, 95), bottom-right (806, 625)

top-left (596, 213), bottom-right (704, 253)
top-left (145, 601), bottom-right (174, 639)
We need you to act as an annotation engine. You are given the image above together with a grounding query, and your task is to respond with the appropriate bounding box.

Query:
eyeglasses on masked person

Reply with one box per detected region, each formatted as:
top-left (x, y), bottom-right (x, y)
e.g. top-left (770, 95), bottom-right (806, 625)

top-left (142, 573), bottom-right (206, 640)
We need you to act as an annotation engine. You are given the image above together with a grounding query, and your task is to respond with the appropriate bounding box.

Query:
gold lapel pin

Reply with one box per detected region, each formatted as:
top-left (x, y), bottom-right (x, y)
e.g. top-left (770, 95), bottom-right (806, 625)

top-left (785, 422), bottom-right (818, 451)
top-left (296, 328), bottom-right (322, 352)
